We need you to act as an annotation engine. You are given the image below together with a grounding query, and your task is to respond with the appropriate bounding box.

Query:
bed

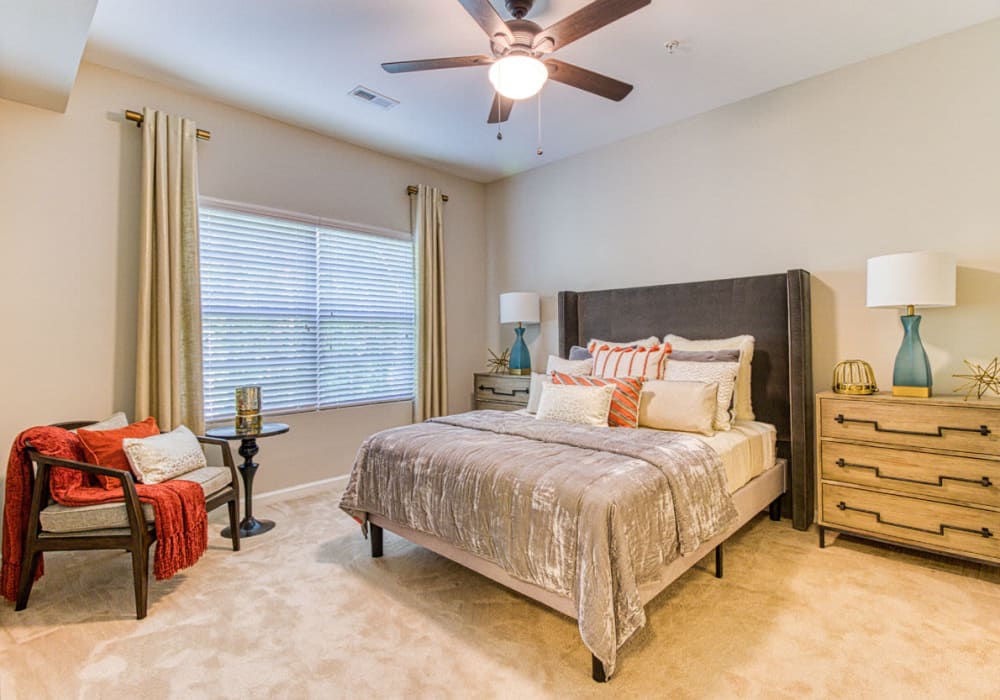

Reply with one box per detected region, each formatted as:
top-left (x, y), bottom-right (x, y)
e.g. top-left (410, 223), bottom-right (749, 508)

top-left (340, 270), bottom-right (814, 681)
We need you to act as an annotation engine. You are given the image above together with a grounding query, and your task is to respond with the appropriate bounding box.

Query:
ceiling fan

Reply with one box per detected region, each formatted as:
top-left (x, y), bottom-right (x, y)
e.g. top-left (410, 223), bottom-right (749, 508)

top-left (382, 0), bottom-right (652, 124)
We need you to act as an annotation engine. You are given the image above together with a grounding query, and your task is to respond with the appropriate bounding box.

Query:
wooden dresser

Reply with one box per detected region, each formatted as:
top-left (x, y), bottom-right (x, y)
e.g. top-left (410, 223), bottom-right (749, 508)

top-left (474, 372), bottom-right (531, 411)
top-left (816, 391), bottom-right (1000, 566)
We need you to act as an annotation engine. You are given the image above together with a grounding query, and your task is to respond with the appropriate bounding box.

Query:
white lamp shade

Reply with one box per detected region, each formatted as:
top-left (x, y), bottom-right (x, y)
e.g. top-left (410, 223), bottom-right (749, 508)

top-left (488, 56), bottom-right (548, 100)
top-left (499, 292), bottom-right (540, 324)
top-left (866, 251), bottom-right (956, 309)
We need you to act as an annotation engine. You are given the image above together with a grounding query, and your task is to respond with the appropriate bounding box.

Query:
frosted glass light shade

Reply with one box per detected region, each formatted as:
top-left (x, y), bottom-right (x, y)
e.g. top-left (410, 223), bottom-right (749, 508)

top-left (866, 251), bottom-right (956, 309)
top-left (499, 292), bottom-right (540, 324)
top-left (488, 56), bottom-right (548, 100)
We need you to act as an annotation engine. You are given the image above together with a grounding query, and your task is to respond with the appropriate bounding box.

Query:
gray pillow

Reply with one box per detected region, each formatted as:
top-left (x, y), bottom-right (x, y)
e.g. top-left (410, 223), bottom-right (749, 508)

top-left (568, 345), bottom-right (592, 361)
top-left (668, 349), bottom-right (740, 363)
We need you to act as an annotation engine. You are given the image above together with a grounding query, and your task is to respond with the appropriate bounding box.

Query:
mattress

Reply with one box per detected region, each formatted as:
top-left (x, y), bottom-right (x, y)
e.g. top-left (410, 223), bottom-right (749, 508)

top-left (694, 420), bottom-right (777, 493)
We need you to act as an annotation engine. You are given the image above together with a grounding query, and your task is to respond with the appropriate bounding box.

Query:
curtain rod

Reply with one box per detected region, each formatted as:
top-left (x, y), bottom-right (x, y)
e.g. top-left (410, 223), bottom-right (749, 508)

top-left (406, 185), bottom-right (449, 202)
top-left (125, 109), bottom-right (211, 141)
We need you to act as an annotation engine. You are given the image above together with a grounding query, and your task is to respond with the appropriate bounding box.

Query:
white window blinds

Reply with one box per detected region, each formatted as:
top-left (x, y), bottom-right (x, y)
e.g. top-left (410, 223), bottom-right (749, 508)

top-left (199, 205), bottom-right (415, 421)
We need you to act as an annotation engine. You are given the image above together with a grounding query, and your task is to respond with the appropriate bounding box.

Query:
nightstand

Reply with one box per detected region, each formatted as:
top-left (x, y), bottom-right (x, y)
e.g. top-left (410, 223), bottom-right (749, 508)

top-left (816, 391), bottom-right (1000, 566)
top-left (474, 372), bottom-right (530, 411)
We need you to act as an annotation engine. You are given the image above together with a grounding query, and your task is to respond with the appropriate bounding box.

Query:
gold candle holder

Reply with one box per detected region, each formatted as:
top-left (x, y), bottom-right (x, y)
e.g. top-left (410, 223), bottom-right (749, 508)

top-left (235, 414), bottom-right (262, 435)
top-left (235, 386), bottom-right (261, 415)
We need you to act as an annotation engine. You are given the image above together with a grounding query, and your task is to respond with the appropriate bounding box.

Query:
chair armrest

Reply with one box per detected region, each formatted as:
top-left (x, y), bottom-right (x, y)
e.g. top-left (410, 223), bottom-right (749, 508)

top-left (196, 435), bottom-right (239, 485)
top-left (25, 449), bottom-right (147, 535)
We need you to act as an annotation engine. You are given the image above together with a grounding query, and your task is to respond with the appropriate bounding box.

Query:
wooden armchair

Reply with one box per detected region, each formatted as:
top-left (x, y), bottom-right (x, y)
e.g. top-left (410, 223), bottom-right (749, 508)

top-left (15, 421), bottom-right (241, 619)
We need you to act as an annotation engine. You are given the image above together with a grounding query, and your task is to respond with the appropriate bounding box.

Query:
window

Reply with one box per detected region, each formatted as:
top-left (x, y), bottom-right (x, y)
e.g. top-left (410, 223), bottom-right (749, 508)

top-left (199, 203), bottom-right (415, 420)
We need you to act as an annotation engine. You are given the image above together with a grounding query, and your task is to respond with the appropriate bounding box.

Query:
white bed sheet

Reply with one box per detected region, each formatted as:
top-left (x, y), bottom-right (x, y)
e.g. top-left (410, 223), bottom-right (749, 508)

top-left (694, 420), bottom-right (776, 492)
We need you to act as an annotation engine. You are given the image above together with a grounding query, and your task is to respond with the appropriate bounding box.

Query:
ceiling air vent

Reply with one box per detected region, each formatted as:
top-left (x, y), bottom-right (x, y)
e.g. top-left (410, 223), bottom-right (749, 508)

top-left (348, 85), bottom-right (399, 110)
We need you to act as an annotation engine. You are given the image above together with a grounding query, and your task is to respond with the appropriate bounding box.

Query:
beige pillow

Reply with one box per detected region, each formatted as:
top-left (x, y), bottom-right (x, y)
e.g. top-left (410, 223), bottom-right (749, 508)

top-left (73, 412), bottom-right (129, 433)
top-left (122, 425), bottom-right (207, 484)
top-left (546, 355), bottom-right (593, 376)
top-left (663, 360), bottom-right (739, 431)
top-left (639, 381), bottom-right (719, 435)
top-left (664, 334), bottom-right (755, 421)
top-left (526, 372), bottom-right (551, 414)
top-left (535, 383), bottom-right (614, 426)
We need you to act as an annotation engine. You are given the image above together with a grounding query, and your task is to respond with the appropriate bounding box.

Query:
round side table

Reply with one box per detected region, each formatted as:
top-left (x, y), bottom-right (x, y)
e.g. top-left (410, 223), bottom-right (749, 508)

top-left (206, 422), bottom-right (289, 538)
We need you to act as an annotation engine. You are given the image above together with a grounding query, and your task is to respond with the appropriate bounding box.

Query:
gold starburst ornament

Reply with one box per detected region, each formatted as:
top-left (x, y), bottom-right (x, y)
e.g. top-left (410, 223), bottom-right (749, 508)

top-left (487, 347), bottom-right (511, 373)
top-left (953, 357), bottom-right (1000, 400)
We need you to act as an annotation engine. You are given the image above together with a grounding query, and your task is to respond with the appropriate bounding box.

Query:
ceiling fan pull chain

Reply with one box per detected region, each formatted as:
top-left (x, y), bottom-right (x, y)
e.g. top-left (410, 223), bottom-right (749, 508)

top-left (536, 90), bottom-right (543, 156)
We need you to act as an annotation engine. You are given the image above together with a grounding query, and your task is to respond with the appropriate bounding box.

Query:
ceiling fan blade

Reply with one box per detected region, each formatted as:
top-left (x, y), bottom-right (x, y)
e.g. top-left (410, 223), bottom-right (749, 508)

top-left (458, 0), bottom-right (514, 43)
top-left (535, 0), bottom-right (651, 52)
top-left (486, 93), bottom-right (514, 124)
top-left (382, 56), bottom-right (494, 73)
top-left (545, 59), bottom-right (633, 101)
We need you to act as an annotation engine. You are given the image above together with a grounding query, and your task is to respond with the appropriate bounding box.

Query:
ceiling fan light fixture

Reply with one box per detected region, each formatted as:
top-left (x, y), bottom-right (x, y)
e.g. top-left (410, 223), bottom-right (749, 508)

top-left (488, 55), bottom-right (547, 100)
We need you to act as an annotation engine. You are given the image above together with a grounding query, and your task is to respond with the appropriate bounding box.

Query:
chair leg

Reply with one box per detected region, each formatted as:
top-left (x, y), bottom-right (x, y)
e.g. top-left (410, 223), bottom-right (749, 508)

top-left (227, 498), bottom-right (241, 551)
top-left (14, 548), bottom-right (41, 611)
top-left (131, 545), bottom-right (150, 620)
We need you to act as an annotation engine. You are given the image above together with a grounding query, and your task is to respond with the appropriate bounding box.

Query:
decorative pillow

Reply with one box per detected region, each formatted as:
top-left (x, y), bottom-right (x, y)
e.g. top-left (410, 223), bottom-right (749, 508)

top-left (665, 334), bottom-right (755, 421)
top-left (668, 349), bottom-right (740, 363)
top-left (586, 336), bottom-right (660, 354)
top-left (74, 412), bottom-right (129, 433)
top-left (591, 344), bottom-right (670, 380)
top-left (568, 345), bottom-right (592, 361)
top-left (546, 355), bottom-right (594, 376)
top-left (663, 360), bottom-right (739, 431)
top-left (122, 425), bottom-right (208, 485)
top-left (551, 371), bottom-right (643, 428)
top-left (638, 380), bottom-right (719, 435)
top-left (535, 383), bottom-right (615, 427)
top-left (526, 372), bottom-right (551, 414)
top-left (77, 416), bottom-right (160, 489)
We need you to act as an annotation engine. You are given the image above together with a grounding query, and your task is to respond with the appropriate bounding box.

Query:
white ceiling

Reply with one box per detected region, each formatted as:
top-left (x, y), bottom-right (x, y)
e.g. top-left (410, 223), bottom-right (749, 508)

top-left (83, 1), bottom-right (1000, 183)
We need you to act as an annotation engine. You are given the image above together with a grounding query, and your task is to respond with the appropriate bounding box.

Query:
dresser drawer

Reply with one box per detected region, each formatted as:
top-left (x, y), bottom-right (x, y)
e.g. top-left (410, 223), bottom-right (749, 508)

top-left (474, 373), bottom-right (530, 407)
top-left (820, 397), bottom-right (1000, 456)
top-left (821, 441), bottom-right (1000, 508)
top-left (822, 483), bottom-right (1000, 562)
top-left (475, 399), bottom-right (526, 412)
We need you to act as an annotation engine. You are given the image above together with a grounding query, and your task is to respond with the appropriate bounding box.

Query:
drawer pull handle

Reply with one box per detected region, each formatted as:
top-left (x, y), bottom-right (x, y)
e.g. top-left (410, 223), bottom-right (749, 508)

top-left (836, 501), bottom-right (994, 539)
top-left (478, 385), bottom-right (529, 398)
top-left (834, 414), bottom-right (991, 438)
top-left (835, 459), bottom-right (994, 488)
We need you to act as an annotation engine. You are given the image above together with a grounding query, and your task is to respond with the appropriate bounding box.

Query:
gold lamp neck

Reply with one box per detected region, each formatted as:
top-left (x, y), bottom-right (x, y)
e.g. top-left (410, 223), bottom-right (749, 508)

top-left (906, 304), bottom-right (915, 317)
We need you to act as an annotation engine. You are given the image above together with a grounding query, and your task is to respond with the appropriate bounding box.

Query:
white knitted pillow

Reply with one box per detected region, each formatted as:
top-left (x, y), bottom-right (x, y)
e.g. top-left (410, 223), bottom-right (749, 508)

top-left (535, 383), bottom-right (614, 426)
top-left (122, 425), bottom-right (207, 484)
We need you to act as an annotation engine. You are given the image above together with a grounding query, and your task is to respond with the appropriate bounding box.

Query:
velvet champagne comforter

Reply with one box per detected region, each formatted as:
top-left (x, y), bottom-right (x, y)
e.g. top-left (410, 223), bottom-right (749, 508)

top-left (339, 410), bottom-right (738, 676)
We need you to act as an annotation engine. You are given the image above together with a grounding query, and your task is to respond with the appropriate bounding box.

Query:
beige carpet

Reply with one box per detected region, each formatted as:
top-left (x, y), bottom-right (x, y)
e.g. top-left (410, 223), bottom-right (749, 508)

top-left (1, 485), bottom-right (998, 699)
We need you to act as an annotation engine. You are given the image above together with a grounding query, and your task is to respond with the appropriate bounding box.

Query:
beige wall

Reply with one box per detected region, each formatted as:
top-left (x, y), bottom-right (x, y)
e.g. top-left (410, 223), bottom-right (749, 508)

top-left (485, 20), bottom-right (1000, 397)
top-left (0, 62), bottom-right (486, 494)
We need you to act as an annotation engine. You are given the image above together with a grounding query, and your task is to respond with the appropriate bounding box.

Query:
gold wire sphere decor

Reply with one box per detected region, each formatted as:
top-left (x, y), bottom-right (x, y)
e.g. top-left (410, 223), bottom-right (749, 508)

top-left (953, 357), bottom-right (1000, 400)
top-left (832, 360), bottom-right (879, 395)
top-left (487, 347), bottom-right (511, 374)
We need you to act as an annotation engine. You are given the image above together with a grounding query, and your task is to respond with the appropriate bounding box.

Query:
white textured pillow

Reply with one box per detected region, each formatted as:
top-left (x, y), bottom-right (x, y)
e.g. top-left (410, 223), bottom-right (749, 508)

top-left (638, 381), bottom-right (719, 435)
top-left (546, 355), bottom-right (594, 376)
top-left (587, 336), bottom-right (660, 352)
top-left (122, 425), bottom-right (207, 484)
top-left (663, 360), bottom-right (739, 431)
top-left (74, 412), bottom-right (129, 433)
top-left (535, 383), bottom-right (614, 426)
top-left (665, 334), bottom-right (755, 421)
top-left (526, 372), bottom-right (551, 414)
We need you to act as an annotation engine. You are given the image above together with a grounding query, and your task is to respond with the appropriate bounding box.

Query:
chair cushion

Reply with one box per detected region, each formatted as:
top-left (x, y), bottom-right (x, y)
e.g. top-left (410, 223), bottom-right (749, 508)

top-left (39, 467), bottom-right (232, 534)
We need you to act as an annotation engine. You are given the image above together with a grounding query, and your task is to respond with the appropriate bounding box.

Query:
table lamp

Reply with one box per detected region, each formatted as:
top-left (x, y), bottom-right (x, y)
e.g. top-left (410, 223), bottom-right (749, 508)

top-left (866, 251), bottom-right (956, 397)
top-left (499, 292), bottom-right (540, 375)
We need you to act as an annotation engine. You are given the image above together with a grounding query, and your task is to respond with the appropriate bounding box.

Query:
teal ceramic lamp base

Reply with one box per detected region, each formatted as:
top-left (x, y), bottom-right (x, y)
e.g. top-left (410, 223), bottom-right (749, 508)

top-left (509, 325), bottom-right (531, 375)
top-left (892, 314), bottom-right (933, 398)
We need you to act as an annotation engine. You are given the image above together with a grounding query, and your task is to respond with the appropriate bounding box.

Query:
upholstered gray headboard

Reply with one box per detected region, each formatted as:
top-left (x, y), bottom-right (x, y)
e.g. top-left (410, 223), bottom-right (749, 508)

top-left (558, 270), bottom-right (814, 530)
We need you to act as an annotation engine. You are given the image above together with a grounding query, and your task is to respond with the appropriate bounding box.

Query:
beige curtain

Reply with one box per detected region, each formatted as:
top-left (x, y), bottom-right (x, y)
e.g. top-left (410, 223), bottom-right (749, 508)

top-left (411, 185), bottom-right (448, 422)
top-left (134, 107), bottom-right (205, 434)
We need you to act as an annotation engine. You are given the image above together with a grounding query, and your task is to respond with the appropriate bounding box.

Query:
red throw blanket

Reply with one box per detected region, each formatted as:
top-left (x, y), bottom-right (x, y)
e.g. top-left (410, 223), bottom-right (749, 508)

top-left (2, 426), bottom-right (208, 603)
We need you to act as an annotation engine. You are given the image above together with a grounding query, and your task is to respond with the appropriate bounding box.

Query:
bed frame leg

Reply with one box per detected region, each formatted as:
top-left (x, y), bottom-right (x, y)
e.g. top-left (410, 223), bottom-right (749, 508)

top-left (370, 523), bottom-right (383, 558)
top-left (715, 544), bottom-right (724, 579)
top-left (592, 654), bottom-right (607, 682)
top-left (768, 496), bottom-right (782, 521)
top-left (818, 525), bottom-right (826, 549)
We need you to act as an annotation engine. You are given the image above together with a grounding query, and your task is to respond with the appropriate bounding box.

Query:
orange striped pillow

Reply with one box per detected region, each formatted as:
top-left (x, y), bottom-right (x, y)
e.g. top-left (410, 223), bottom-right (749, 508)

top-left (590, 343), bottom-right (671, 380)
top-left (550, 371), bottom-right (643, 428)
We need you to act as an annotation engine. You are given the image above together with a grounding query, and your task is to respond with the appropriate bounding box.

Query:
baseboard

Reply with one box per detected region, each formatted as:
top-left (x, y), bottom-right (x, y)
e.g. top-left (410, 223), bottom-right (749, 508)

top-left (254, 474), bottom-right (349, 504)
